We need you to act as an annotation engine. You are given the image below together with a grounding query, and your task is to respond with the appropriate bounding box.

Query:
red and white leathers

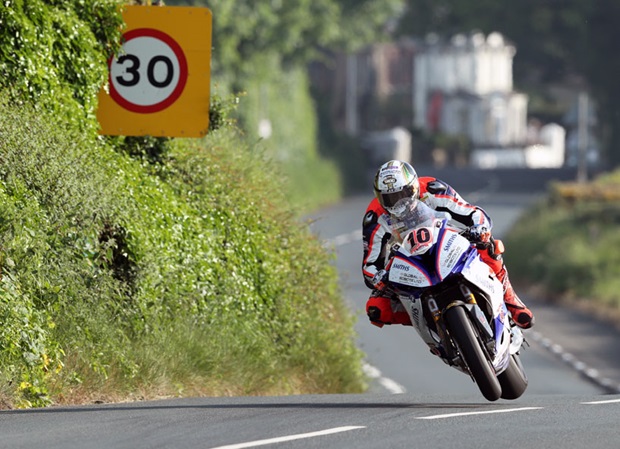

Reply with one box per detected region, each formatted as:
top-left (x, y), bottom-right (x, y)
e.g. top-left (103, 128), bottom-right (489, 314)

top-left (362, 177), bottom-right (534, 329)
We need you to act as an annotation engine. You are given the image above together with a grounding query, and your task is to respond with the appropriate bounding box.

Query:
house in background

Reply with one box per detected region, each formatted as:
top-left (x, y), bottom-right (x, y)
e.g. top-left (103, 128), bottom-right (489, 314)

top-left (309, 31), bottom-right (567, 168)
top-left (416, 32), bottom-right (565, 168)
top-left (415, 32), bottom-right (526, 142)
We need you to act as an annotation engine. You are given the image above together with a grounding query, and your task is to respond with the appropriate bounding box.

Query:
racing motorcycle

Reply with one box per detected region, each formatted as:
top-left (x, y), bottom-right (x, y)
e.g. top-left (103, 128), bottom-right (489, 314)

top-left (383, 201), bottom-right (528, 401)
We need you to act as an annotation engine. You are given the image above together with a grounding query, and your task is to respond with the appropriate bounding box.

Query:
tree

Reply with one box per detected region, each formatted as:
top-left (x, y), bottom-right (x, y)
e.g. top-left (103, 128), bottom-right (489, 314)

top-left (397, 0), bottom-right (620, 167)
top-left (164, 0), bottom-right (405, 79)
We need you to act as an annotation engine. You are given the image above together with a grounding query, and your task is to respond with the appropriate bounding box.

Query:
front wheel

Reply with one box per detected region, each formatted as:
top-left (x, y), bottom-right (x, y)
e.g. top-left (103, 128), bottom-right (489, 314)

top-left (498, 353), bottom-right (528, 400)
top-left (445, 306), bottom-right (502, 401)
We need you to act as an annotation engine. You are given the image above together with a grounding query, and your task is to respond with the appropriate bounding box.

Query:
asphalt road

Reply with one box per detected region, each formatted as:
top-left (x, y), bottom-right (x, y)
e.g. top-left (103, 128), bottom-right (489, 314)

top-left (1, 393), bottom-right (619, 449)
top-left (2, 167), bottom-right (620, 448)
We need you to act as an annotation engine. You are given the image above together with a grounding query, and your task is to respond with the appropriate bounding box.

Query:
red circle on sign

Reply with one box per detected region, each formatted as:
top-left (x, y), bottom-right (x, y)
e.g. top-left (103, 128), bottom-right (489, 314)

top-left (108, 28), bottom-right (188, 114)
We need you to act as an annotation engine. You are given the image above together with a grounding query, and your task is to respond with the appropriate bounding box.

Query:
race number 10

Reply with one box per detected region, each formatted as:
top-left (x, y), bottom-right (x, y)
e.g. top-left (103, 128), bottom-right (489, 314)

top-left (108, 28), bottom-right (188, 114)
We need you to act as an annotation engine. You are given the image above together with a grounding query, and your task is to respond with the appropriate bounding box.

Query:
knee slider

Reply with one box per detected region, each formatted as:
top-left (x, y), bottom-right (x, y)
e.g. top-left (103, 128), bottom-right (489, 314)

top-left (367, 306), bottom-right (382, 322)
top-left (366, 296), bottom-right (393, 325)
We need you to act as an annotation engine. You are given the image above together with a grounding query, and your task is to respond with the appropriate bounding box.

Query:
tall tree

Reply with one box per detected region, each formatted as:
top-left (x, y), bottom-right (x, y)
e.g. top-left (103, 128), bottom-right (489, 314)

top-left (398, 0), bottom-right (620, 167)
top-left (164, 0), bottom-right (405, 77)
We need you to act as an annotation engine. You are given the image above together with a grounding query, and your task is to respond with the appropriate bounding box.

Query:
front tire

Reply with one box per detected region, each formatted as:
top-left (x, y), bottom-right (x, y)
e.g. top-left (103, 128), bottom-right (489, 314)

top-left (445, 306), bottom-right (502, 401)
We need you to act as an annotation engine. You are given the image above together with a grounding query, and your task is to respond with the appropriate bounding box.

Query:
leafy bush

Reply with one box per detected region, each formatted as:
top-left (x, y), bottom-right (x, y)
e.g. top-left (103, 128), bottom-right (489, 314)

top-left (505, 175), bottom-right (620, 309)
top-left (0, 96), bottom-right (365, 407)
top-left (0, 0), bottom-right (123, 133)
top-left (0, 0), bottom-right (366, 408)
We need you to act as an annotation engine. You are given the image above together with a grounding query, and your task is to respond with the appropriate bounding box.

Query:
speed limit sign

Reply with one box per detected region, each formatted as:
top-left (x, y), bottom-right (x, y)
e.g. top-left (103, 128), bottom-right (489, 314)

top-left (97, 6), bottom-right (212, 137)
top-left (109, 28), bottom-right (188, 114)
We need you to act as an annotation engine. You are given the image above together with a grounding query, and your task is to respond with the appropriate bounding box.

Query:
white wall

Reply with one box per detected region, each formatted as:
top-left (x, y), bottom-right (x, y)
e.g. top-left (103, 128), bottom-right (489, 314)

top-left (414, 32), bottom-right (528, 149)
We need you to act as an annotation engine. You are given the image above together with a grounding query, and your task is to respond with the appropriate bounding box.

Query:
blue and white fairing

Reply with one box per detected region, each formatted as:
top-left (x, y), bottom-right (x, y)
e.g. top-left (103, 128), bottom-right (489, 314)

top-left (387, 201), bottom-right (474, 291)
top-left (388, 225), bottom-right (472, 289)
top-left (386, 201), bottom-right (520, 373)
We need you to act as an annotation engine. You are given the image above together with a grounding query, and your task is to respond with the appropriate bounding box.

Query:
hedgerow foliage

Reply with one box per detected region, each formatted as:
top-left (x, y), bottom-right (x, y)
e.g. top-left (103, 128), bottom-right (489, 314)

top-left (0, 1), bottom-right (365, 407)
top-left (505, 173), bottom-right (620, 308)
top-left (0, 0), bottom-right (123, 133)
top-left (0, 98), bottom-right (365, 406)
top-left (0, 98), bottom-right (125, 407)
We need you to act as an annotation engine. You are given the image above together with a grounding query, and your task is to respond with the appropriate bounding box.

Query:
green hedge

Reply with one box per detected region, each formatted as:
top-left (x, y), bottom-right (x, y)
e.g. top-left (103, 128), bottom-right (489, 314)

top-left (0, 97), bottom-right (365, 407)
top-left (0, 0), bottom-right (123, 133)
top-left (0, 1), bottom-right (365, 407)
top-left (505, 172), bottom-right (620, 309)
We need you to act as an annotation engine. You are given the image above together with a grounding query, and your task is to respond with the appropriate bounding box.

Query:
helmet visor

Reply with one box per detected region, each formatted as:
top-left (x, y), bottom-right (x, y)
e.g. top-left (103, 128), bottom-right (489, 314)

top-left (386, 197), bottom-right (418, 218)
top-left (380, 184), bottom-right (418, 208)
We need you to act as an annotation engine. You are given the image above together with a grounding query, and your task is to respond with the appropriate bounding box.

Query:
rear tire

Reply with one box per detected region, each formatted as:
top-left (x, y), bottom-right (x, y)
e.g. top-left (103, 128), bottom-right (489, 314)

top-left (445, 306), bottom-right (502, 401)
top-left (498, 353), bottom-right (528, 400)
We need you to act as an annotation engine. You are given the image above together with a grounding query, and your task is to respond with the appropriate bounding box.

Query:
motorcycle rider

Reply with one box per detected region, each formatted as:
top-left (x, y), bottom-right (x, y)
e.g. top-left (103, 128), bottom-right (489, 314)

top-left (362, 159), bottom-right (535, 329)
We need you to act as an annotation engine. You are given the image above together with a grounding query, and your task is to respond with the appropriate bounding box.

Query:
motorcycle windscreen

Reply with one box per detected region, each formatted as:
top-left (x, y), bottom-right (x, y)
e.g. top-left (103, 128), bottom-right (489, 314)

top-left (435, 229), bottom-right (472, 281)
top-left (388, 256), bottom-right (433, 288)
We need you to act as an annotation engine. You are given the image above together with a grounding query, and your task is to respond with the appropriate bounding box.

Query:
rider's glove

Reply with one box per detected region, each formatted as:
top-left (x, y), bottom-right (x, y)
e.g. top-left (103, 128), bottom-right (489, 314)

top-left (468, 225), bottom-right (491, 244)
top-left (371, 269), bottom-right (389, 291)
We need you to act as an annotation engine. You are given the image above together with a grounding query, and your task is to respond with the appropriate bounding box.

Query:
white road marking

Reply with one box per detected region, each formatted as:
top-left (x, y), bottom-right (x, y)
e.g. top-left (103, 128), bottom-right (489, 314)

top-left (529, 331), bottom-right (620, 394)
top-left (581, 399), bottom-right (620, 405)
top-left (363, 363), bottom-right (406, 394)
top-left (415, 407), bottom-right (543, 420)
top-left (326, 230), bottom-right (405, 396)
top-left (208, 426), bottom-right (366, 449)
top-left (325, 229), bottom-right (362, 247)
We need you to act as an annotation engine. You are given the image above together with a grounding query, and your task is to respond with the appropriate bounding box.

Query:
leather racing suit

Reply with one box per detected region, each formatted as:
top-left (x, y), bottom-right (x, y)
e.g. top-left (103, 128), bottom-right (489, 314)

top-left (362, 176), bottom-right (532, 328)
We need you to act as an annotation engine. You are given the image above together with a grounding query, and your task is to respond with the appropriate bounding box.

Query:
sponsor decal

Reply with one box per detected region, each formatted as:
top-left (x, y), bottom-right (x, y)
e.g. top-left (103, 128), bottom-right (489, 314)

top-left (442, 233), bottom-right (457, 251)
top-left (395, 270), bottom-right (430, 287)
top-left (363, 211), bottom-right (376, 227)
top-left (393, 263), bottom-right (410, 271)
top-left (411, 306), bottom-right (421, 328)
top-left (475, 272), bottom-right (496, 293)
top-left (443, 248), bottom-right (459, 268)
top-left (382, 174), bottom-right (398, 191)
top-left (498, 303), bottom-right (507, 323)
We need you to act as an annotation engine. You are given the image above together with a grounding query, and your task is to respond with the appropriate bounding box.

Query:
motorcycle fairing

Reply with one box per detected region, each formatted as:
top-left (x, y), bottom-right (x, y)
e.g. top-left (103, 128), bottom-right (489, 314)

top-left (389, 255), bottom-right (433, 288)
top-left (389, 218), bottom-right (515, 375)
top-left (399, 294), bottom-right (442, 349)
top-left (458, 250), bottom-right (511, 371)
top-left (435, 227), bottom-right (472, 281)
top-left (460, 250), bottom-right (503, 301)
top-left (388, 223), bottom-right (472, 289)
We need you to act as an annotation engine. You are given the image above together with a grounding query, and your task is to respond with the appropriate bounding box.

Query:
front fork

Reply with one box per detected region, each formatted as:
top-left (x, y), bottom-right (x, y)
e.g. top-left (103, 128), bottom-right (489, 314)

top-left (428, 285), bottom-right (496, 368)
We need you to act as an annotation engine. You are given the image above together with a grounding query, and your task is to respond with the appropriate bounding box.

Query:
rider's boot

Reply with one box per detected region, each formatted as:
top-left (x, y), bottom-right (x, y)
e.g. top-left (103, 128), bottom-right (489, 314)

top-left (497, 266), bottom-right (535, 329)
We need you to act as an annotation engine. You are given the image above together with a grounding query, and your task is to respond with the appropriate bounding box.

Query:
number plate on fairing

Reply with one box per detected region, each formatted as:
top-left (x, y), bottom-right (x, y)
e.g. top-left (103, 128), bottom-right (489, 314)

top-left (402, 226), bottom-right (435, 255)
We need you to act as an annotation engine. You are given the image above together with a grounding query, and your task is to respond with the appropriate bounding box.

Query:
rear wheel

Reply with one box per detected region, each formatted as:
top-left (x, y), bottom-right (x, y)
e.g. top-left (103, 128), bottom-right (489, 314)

top-left (498, 353), bottom-right (528, 399)
top-left (445, 306), bottom-right (502, 401)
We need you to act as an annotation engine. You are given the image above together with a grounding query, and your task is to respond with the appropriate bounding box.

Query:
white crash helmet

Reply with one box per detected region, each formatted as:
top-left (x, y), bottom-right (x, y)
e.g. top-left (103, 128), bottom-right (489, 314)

top-left (373, 160), bottom-right (420, 218)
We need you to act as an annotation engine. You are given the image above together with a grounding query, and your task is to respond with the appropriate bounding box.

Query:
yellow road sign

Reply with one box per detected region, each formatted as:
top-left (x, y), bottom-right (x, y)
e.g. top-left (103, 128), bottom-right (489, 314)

top-left (97, 6), bottom-right (212, 137)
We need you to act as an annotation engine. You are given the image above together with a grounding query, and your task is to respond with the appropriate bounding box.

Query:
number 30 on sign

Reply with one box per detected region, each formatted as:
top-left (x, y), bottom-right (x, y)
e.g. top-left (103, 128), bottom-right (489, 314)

top-left (97, 6), bottom-right (212, 137)
top-left (109, 28), bottom-right (188, 114)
